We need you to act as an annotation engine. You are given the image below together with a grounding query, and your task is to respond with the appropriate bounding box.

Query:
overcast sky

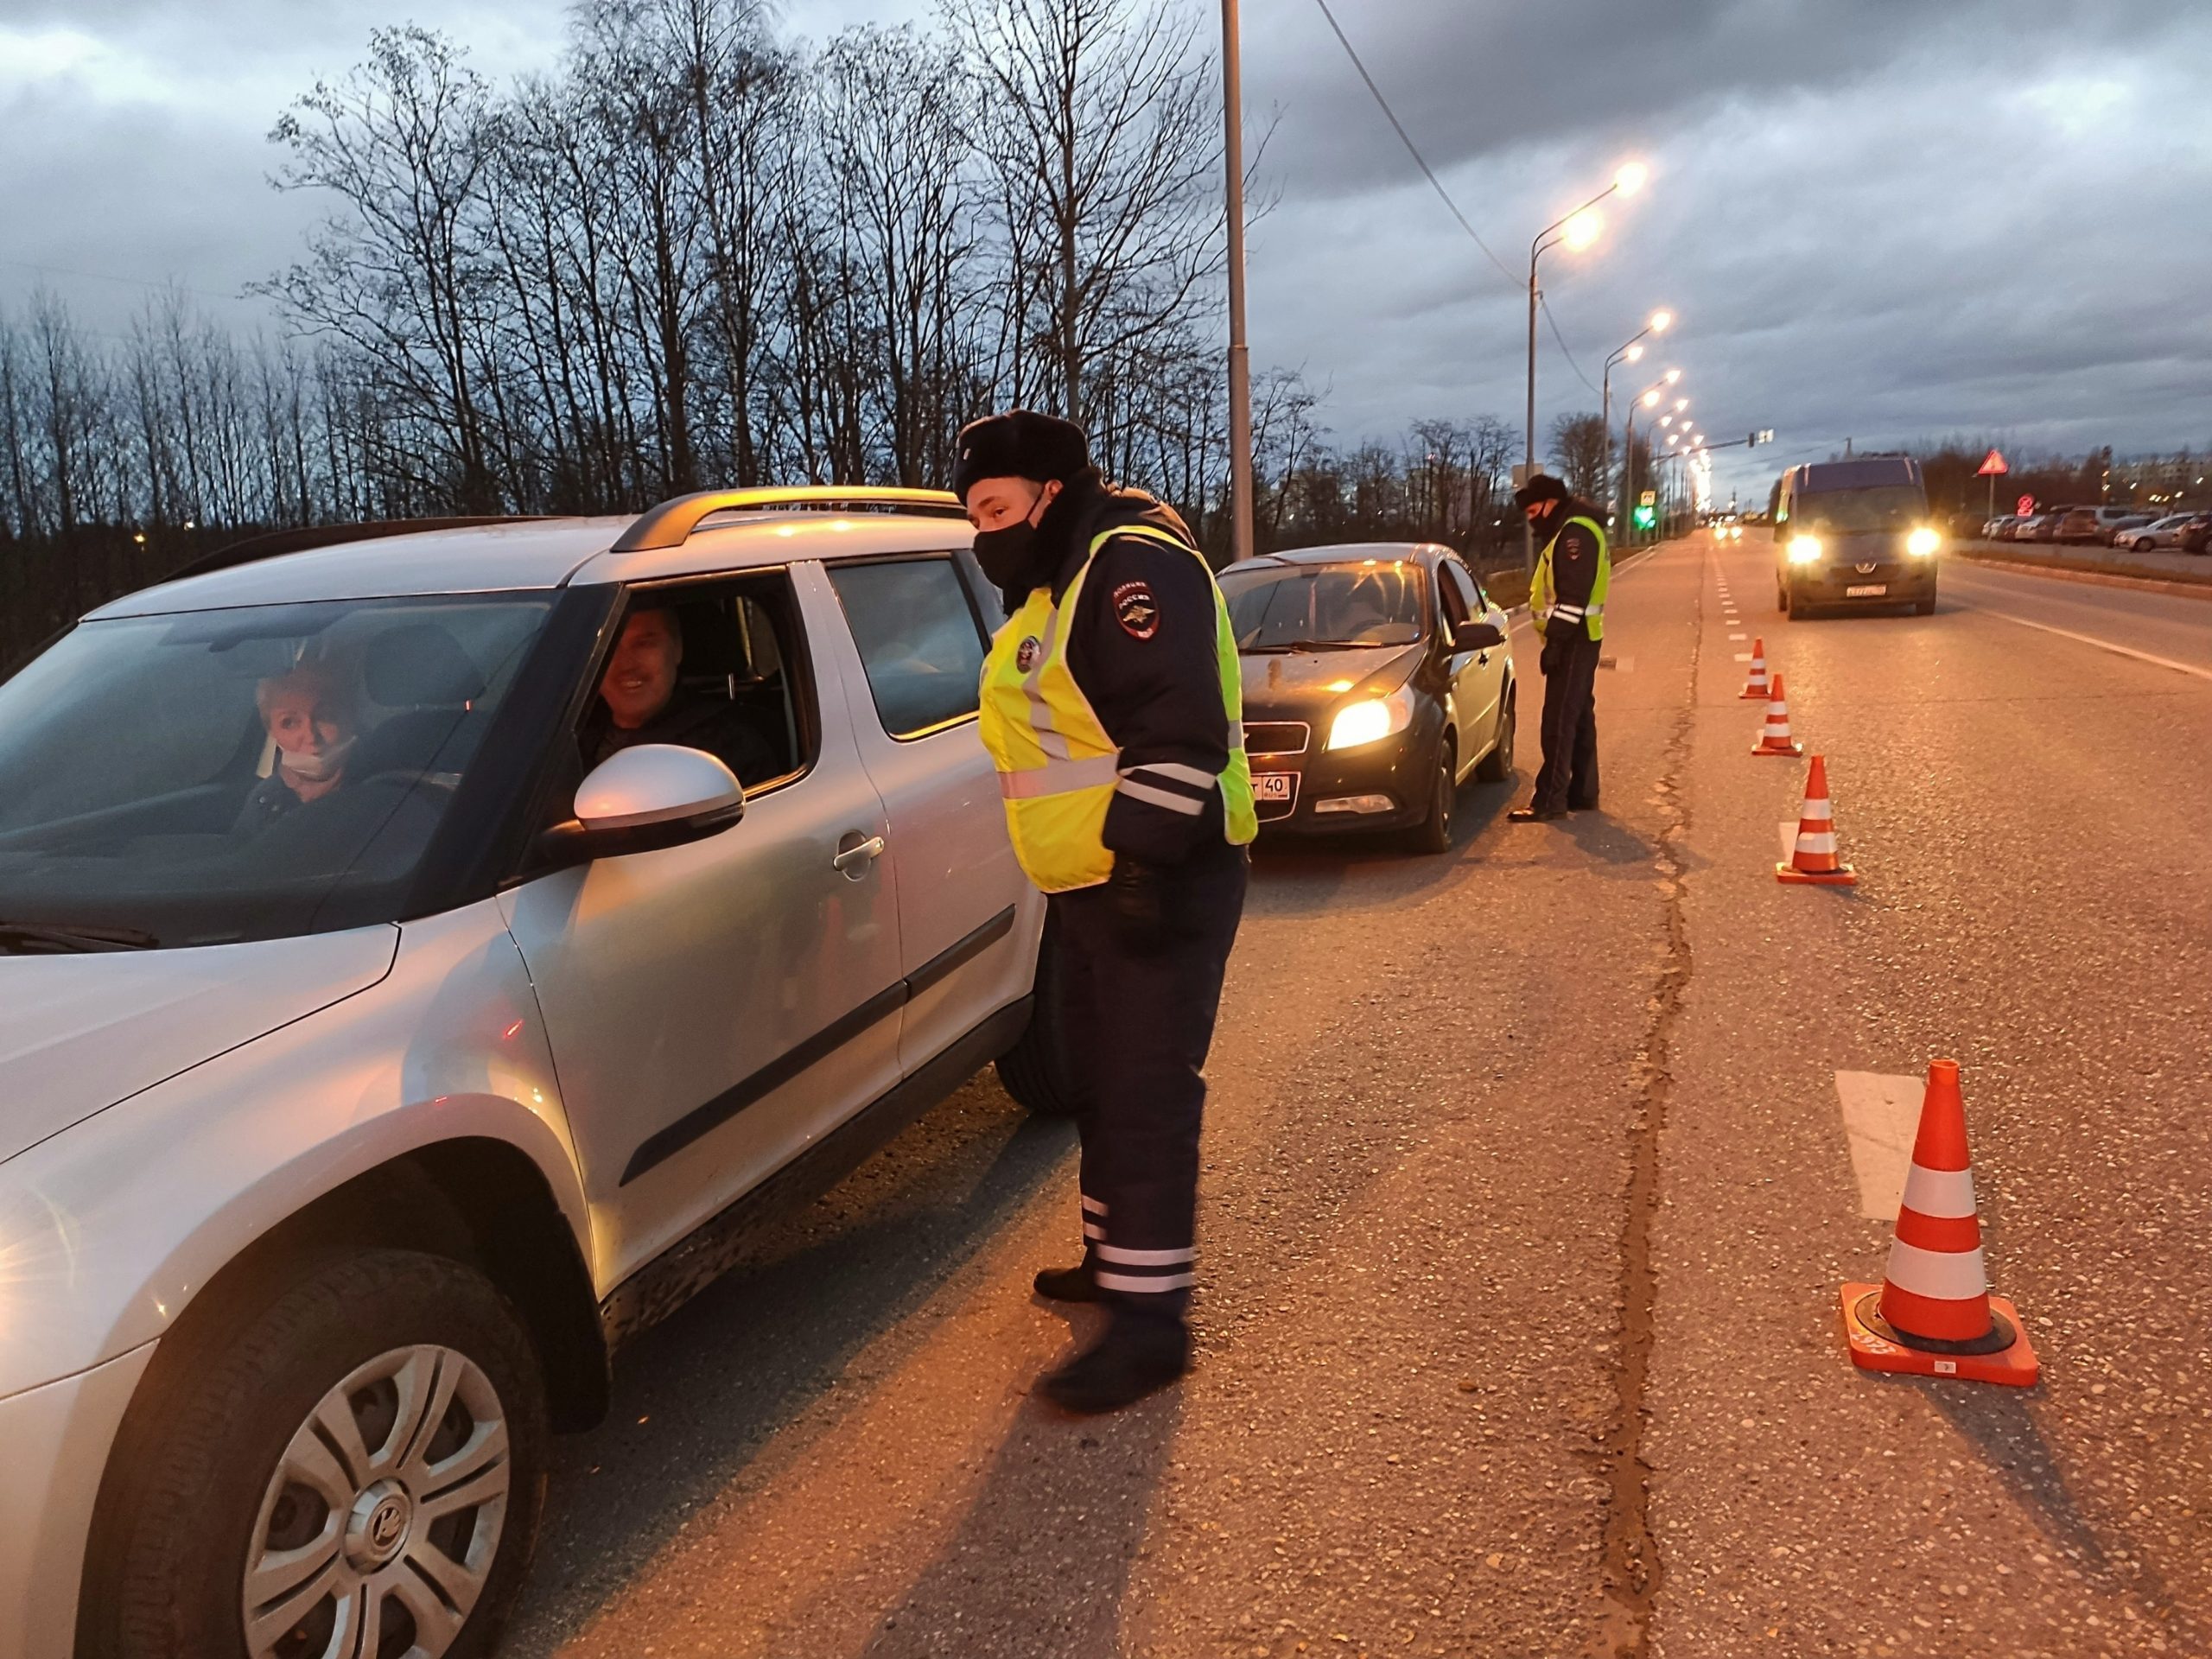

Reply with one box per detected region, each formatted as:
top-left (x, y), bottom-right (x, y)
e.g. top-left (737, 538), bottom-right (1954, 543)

top-left (3, 0), bottom-right (2208, 506)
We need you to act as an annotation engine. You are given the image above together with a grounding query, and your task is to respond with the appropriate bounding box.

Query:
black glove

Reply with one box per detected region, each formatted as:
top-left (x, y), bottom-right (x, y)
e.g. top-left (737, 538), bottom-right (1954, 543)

top-left (1108, 855), bottom-right (1170, 954)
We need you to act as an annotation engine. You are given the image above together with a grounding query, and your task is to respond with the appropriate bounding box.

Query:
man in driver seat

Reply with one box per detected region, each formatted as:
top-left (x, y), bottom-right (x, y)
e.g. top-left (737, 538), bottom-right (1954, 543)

top-left (236, 661), bottom-right (359, 830)
top-left (586, 600), bottom-right (775, 785)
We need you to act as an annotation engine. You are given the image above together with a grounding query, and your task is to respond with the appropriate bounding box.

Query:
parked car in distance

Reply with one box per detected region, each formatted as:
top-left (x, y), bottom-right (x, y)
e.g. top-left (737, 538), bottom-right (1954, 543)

top-left (2117, 512), bottom-right (2202, 551)
top-left (2025, 510), bottom-right (2072, 543)
top-left (2181, 514), bottom-right (2211, 556)
top-left (1221, 543), bottom-right (1516, 854)
top-left (1980, 515), bottom-right (2023, 540)
top-left (2056, 505), bottom-right (2146, 544)
top-left (0, 487), bottom-right (1073, 1659)
top-left (2098, 512), bottom-right (2155, 544)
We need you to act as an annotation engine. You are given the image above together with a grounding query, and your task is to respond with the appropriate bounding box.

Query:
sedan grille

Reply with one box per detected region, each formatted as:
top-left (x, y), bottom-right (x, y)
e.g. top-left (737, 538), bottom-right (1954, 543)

top-left (1243, 721), bottom-right (1310, 757)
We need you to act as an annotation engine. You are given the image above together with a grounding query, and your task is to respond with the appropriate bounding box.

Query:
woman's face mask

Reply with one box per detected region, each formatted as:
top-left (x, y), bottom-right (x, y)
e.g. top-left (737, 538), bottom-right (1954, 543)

top-left (278, 734), bottom-right (356, 781)
top-left (265, 691), bottom-right (357, 782)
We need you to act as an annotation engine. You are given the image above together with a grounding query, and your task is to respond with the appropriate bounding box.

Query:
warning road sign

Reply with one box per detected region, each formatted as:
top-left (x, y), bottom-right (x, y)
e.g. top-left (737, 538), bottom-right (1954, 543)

top-left (1976, 449), bottom-right (2009, 477)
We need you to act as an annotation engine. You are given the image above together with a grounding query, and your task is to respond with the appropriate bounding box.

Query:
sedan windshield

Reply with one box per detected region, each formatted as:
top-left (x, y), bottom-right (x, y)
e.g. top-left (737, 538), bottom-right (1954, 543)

top-left (0, 594), bottom-right (550, 949)
top-left (1220, 563), bottom-right (1427, 650)
top-left (1792, 486), bottom-right (1929, 534)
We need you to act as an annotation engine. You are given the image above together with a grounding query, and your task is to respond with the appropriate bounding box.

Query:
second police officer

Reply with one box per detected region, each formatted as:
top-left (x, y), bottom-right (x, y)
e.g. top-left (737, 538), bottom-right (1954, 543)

top-left (1508, 471), bottom-right (1611, 823)
top-left (954, 410), bottom-right (1255, 1414)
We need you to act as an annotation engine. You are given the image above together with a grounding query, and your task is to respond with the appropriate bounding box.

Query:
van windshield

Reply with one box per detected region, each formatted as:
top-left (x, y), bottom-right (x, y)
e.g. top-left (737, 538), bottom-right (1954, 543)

top-left (0, 594), bottom-right (550, 950)
top-left (1792, 486), bottom-right (1926, 534)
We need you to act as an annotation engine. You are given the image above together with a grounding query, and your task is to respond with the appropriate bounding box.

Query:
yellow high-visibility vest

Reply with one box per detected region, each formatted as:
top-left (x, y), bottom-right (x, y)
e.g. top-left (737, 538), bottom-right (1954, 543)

top-left (978, 522), bottom-right (1256, 893)
top-left (1531, 513), bottom-right (1611, 640)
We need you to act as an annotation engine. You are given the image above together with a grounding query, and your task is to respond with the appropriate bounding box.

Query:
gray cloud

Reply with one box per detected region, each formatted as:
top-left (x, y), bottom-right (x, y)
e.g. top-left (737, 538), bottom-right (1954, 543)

top-left (4, 0), bottom-right (2206, 505)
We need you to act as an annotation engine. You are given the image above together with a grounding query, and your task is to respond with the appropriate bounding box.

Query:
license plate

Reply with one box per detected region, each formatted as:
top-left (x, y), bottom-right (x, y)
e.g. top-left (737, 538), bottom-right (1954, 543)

top-left (1846, 583), bottom-right (1887, 597)
top-left (1253, 772), bottom-right (1297, 802)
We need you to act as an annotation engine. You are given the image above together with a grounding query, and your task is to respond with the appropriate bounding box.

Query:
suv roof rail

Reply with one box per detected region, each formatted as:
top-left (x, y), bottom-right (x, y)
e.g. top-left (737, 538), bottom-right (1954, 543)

top-left (613, 486), bottom-right (966, 553)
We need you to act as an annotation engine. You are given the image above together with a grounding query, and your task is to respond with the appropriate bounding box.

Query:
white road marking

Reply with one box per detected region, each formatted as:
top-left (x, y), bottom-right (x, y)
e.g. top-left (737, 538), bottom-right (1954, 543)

top-left (1728, 632), bottom-right (1746, 639)
top-left (1835, 1071), bottom-right (1926, 1220)
top-left (1733, 652), bottom-right (1753, 662)
top-left (1777, 819), bottom-right (1799, 867)
top-left (1964, 605), bottom-right (2212, 683)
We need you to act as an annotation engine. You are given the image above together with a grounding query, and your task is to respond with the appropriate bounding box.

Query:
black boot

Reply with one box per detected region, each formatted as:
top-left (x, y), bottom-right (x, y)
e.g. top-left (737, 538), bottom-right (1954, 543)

top-left (1033, 1259), bottom-right (1101, 1303)
top-left (1507, 804), bottom-right (1565, 823)
top-left (1039, 1313), bottom-right (1191, 1413)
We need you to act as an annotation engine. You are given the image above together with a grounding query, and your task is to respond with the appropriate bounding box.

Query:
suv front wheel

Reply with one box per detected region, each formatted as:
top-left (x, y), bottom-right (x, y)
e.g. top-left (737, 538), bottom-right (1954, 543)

top-left (82, 1249), bottom-right (550, 1659)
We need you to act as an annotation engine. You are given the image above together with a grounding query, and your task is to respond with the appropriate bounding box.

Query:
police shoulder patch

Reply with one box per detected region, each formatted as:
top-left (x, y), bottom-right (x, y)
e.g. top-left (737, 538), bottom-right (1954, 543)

top-left (1014, 635), bottom-right (1042, 671)
top-left (1113, 580), bottom-right (1160, 640)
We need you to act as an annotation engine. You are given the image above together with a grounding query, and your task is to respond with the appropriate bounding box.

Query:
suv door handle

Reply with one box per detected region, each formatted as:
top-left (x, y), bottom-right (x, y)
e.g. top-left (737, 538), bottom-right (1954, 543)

top-left (833, 834), bottom-right (887, 874)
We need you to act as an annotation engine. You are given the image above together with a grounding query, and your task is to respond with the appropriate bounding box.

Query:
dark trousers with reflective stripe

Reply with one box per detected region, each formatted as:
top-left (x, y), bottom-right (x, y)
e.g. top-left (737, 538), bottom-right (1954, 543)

top-left (1532, 628), bottom-right (1601, 813)
top-left (1049, 839), bottom-right (1247, 1326)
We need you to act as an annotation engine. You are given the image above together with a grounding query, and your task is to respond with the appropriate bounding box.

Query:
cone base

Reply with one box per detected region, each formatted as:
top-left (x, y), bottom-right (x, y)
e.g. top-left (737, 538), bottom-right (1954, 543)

top-left (1777, 861), bottom-right (1857, 885)
top-left (1739, 686), bottom-right (1770, 700)
top-left (1752, 740), bottom-right (1805, 756)
top-left (1840, 1284), bottom-right (2039, 1387)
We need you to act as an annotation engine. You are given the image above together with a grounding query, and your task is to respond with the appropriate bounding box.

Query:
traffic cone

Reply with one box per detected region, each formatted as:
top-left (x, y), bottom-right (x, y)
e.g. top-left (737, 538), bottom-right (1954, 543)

top-left (1777, 754), bottom-right (1856, 885)
top-left (1751, 672), bottom-right (1804, 756)
top-left (1740, 638), bottom-right (1771, 700)
top-left (1840, 1059), bottom-right (2038, 1386)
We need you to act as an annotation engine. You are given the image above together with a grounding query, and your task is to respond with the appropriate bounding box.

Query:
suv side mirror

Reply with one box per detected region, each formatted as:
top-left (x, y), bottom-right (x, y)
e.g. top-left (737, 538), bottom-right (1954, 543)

top-left (1453, 619), bottom-right (1506, 652)
top-left (535, 743), bottom-right (744, 869)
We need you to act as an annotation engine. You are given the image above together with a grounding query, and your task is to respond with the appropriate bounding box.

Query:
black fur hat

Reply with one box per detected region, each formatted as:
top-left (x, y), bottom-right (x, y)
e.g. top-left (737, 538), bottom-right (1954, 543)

top-left (950, 410), bottom-right (1092, 501)
top-left (1513, 472), bottom-right (1569, 512)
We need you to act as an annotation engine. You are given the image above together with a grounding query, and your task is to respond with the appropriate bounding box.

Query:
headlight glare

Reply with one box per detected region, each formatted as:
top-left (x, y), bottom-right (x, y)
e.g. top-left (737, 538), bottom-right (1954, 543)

top-left (1787, 534), bottom-right (1824, 565)
top-left (1326, 689), bottom-right (1414, 751)
top-left (1906, 526), bottom-right (1941, 557)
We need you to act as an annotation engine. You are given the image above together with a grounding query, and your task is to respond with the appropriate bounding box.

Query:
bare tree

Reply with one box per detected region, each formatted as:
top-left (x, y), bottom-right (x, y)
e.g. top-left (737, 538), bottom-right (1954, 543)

top-left (1548, 411), bottom-right (1610, 501)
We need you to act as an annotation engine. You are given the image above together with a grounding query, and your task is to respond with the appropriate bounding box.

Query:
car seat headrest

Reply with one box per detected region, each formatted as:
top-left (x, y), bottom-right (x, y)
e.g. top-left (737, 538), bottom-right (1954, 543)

top-left (365, 623), bottom-right (486, 708)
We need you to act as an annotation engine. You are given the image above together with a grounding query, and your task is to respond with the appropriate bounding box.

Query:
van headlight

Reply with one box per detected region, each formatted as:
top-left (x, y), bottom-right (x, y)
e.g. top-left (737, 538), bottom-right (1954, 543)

top-left (1787, 535), bottom-right (1824, 565)
top-left (1326, 686), bottom-right (1415, 751)
top-left (1906, 526), bottom-right (1941, 557)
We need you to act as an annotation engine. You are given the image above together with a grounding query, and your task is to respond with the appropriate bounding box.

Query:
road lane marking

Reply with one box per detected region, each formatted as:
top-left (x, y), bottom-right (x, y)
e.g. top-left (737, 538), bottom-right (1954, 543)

top-left (1728, 632), bottom-right (1746, 639)
top-left (1733, 652), bottom-right (1752, 662)
top-left (1835, 1071), bottom-right (1926, 1220)
top-left (1964, 605), bottom-right (2212, 683)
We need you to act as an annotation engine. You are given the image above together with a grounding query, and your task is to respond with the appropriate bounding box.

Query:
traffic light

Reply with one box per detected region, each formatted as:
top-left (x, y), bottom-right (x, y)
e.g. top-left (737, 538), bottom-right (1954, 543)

top-left (1632, 504), bottom-right (1657, 531)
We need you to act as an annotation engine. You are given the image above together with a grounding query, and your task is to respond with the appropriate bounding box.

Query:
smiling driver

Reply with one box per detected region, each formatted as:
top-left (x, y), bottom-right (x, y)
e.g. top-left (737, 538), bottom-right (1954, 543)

top-left (959, 409), bottom-right (1254, 1414)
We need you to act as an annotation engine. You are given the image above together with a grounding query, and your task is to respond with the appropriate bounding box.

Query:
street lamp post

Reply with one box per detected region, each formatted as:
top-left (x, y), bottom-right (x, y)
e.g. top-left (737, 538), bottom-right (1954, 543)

top-left (1222, 0), bottom-right (1254, 567)
top-left (1622, 367), bottom-right (1681, 545)
top-left (1523, 162), bottom-right (1646, 569)
top-left (1602, 309), bottom-right (1671, 524)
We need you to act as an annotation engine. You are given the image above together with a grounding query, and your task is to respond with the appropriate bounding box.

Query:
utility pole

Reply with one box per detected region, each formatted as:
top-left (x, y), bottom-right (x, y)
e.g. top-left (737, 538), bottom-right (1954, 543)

top-left (1222, 0), bottom-right (1255, 568)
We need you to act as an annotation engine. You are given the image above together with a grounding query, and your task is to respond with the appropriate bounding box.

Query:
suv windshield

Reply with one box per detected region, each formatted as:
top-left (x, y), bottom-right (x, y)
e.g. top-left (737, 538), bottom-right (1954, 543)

top-left (1220, 563), bottom-right (1427, 650)
top-left (0, 594), bottom-right (550, 949)
top-left (1793, 486), bottom-right (1928, 534)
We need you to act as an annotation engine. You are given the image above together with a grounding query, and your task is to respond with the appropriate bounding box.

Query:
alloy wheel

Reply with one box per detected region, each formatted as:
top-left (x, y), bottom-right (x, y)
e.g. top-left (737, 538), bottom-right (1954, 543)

top-left (243, 1344), bottom-right (512, 1659)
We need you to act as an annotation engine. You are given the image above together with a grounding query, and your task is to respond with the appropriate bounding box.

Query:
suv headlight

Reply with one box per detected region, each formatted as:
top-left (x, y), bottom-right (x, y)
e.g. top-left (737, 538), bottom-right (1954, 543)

top-left (1327, 685), bottom-right (1415, 750)
top-left (1905, 526), bottom-right (1940, 557)
top-left (1787, 534), bottom-right (1824, 564)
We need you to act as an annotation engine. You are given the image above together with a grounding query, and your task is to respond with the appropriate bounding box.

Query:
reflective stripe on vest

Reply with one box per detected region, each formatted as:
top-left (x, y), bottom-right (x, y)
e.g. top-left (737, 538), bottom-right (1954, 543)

top-left (1531, 513), bottom-right (1611, 641)
top-left (978, 522), bottom-right (1256, 893)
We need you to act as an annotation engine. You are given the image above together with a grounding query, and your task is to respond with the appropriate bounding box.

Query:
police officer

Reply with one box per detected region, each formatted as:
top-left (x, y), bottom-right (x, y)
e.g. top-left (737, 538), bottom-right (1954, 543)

top-left (956, 409), bottom-right (1255, 1414)
top-left (1508, 472), bottom-right (1611, 823)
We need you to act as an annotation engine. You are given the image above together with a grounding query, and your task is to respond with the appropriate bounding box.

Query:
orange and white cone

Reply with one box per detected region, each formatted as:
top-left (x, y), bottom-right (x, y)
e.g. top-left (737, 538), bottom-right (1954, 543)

top-left (1740, 637), bottom-right (1771, 700)
top-left (1840, 1059), bottom-right (2038, 1386)
top-left (1777, 754), bottom-right (1856, 885)
top-left (1751, 672), bottom-right (1804, 756)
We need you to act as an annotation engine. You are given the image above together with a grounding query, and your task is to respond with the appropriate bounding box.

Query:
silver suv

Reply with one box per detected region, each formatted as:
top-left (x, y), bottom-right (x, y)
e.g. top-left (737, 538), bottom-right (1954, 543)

top-left (0, 489), bottom-right (1069, 1659)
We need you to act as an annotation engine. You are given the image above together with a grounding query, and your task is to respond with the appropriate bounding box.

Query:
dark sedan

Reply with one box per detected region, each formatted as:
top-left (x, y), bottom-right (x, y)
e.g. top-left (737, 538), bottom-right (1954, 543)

top-left (1220, 543), bottom-right (1516, 854)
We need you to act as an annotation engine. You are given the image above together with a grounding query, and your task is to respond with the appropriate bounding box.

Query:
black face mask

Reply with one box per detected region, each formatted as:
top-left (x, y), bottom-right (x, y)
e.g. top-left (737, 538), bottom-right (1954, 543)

top-left (972, 519), bottom-right (1040, 590)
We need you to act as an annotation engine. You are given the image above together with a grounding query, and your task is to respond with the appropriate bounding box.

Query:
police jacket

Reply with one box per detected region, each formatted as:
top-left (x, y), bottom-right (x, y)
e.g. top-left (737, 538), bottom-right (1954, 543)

top-left (1533, 496), bottom-right (1608, 641)
top-left (1033, 473), bottom-right (1235, 866)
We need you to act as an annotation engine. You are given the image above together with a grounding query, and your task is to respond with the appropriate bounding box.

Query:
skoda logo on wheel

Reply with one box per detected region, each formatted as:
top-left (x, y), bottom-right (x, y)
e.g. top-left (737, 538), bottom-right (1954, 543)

top-left (368, 1497), bottom-right (407, 1552)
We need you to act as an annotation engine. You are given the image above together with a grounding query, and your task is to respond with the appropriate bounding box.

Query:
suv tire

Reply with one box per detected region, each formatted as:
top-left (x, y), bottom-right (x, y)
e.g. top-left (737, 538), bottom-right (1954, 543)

top-left (82, 1249), bottom-right (550, 1659)
top-left (995, 908), bottom-right (1078, 1115)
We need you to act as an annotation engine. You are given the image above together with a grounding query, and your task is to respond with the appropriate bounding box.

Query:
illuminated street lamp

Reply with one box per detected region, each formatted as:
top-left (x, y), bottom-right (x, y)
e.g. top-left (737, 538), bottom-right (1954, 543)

top-left (1603, 308), bottom-right (1673, 520)
top-left (1525, 162), bottom-right (1649, 567)
top-left (1624, 365), bottom-right (1682, 544)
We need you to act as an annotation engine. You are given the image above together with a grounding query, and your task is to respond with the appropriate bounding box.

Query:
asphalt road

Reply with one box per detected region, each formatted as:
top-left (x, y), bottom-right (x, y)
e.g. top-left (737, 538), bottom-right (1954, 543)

top-left (502, 539), bottom-right (2212, 1659)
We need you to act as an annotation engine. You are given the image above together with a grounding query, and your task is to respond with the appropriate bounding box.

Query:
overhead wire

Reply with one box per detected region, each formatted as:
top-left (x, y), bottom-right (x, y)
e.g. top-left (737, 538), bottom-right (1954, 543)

top-left (1539, 292), bottom-right (1600, 396)
top-left (1307, 0), bottom-right (1522, 291)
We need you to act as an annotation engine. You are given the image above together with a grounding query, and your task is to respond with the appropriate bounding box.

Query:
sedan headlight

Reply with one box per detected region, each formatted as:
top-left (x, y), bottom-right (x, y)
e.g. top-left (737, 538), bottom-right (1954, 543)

top-left (1326, 686), bottom-right (1415, 751)
top-left (1787, 534), bottom-right (1824, 564)
top-left (1905, 526), bottom-right (1941, 557)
